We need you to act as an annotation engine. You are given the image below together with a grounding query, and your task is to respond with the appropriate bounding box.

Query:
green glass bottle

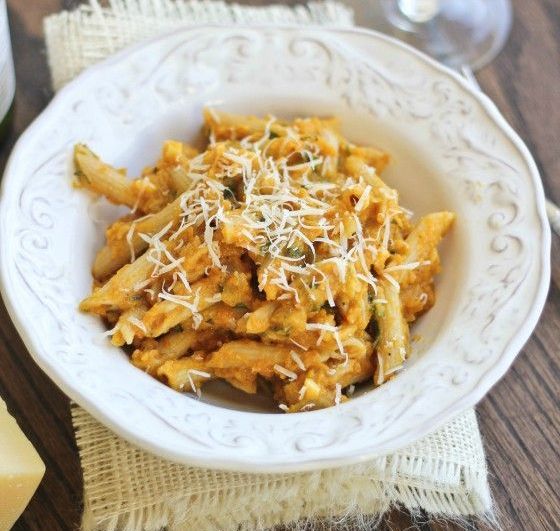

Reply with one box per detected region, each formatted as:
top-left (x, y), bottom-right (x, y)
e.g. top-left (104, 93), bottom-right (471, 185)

top-left (0, 0), bottom-right (14, 144)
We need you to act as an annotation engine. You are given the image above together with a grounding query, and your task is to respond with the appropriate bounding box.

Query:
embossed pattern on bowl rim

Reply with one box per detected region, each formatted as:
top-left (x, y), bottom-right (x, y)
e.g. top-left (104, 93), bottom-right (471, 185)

top-left (0, 25), bottom-right (550, 472)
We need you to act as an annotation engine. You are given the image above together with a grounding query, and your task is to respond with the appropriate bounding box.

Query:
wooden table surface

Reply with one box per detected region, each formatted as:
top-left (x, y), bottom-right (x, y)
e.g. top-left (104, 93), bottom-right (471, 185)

top-left (0, 1), bottom-right (558, 529)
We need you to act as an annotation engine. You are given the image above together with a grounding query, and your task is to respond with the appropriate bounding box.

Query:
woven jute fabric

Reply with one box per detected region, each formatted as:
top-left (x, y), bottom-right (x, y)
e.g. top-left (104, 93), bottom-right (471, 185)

top-left (44, 0), bottom-right (354, 90)
top-left (44, 2), bottom-right (493, 529)
top-left (72, 406), bottom-right (492, 531)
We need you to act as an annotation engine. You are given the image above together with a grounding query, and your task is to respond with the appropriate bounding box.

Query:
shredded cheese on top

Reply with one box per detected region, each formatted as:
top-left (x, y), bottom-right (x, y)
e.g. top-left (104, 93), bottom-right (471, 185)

top-left (82, 111), bottom-right (449, 414)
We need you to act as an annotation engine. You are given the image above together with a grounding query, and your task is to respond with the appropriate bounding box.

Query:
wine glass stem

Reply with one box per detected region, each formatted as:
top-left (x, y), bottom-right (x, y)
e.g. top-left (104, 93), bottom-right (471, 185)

top-left (398, 0), bottom-right (441, 23)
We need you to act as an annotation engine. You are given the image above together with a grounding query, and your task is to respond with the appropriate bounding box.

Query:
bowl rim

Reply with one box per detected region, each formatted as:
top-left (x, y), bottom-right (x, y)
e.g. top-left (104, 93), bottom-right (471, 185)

top-left (0, 24), bottom-right (551, 472)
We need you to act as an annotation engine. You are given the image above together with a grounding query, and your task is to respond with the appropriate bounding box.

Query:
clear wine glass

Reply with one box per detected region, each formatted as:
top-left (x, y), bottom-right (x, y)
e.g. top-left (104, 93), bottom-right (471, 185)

top-left (378, 0), bottom-right (512, 70)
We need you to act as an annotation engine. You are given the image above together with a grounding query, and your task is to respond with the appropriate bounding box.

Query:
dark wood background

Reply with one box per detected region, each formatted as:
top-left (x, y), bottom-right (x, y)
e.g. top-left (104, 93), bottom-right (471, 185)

top-left (0, 1), bottom-right (558, 529)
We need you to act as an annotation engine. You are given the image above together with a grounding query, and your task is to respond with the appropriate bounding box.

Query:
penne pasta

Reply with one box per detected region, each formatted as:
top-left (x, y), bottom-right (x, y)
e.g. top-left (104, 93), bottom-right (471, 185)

top-left (111, 304), bottom-right (148, 346)
top-left (157, 355), bottom-right (214, 394)
top-left (74, 144), bottom-right (137, 207)
top-left (374, 281), bottom-right (409, 385)
top-left (131, 329), bottom-right (199, 375)
top-left (389, 211), bottom-right (455, 285)
top-left (80, 252), bottom-right (154, 314)
top-left (92, 195), bottom-right (184, 279)
top-left (142, 273), bottom-right (224, 337)
top-left (206, 339), bottom-right (289, 375)
top-left (77, 110), bottom-right (454, 411)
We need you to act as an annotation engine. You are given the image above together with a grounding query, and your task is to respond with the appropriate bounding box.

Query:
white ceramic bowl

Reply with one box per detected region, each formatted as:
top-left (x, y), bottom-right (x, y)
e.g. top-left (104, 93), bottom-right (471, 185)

top-left (0, 26), bottom-right (550, 472)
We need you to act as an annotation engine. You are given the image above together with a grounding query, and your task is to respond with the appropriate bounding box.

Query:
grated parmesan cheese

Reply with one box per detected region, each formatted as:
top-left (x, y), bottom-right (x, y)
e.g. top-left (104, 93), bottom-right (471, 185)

top-left (274, 364), bottom-right (298, 381)
top-left (383, 272), bottom-right (400, 291)
top-left (384, 260), bottom-right (431, 273)
top-left (126, 316), bottom-right (147, 334)
top-left (354, 185), bottom-right (372, 212)
top-left (290, 350), bottom-right (306, 371)
top-left (289, 338), bottom-right (308, 351)
top-left (334, 383), bottom-right (342, 405)
top-left (82, 111), bottom-right (447, 415)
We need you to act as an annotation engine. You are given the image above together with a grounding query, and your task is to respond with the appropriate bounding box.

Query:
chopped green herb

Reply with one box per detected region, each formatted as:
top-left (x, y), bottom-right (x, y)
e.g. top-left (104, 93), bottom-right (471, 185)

top-left (366, 318), bottom-right (380, 341)
top-left (286, 246), bottom-right (304, 259)
top-left (74, 168), bottom-right (90, 183)
top-left (223, 187), bottom-right (236, 202)
top-left (235, 303), bottom-right (249, 311)
top-left (269, 131), bottom-right (279, 139)
top-left (368, 287), bottom-right (386, 317)
top-left (271, 326), bottom-right (290, 336)
top-left (169, 324), bottom-right (184, 334)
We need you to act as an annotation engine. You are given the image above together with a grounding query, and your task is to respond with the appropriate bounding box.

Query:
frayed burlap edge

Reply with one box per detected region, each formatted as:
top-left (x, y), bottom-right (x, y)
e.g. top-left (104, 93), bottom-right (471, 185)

top-left (72, 406), bottom-right (494, 531)
top-left (44, 0), bottom-right (354, 90)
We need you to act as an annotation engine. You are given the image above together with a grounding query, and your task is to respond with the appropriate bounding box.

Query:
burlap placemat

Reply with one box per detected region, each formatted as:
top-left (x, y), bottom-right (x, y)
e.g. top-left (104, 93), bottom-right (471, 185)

top-left (44, 2), bottom-right (494, 529)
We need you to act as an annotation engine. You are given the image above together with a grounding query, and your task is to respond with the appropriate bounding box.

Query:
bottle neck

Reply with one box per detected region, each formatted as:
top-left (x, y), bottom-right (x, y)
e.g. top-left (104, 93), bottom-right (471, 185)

top-left (0, 0), bottom-right (15, 122)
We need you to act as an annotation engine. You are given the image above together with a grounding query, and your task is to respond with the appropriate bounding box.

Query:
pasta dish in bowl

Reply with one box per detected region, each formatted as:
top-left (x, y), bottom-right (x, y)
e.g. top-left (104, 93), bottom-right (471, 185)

top-left (0, 25), bottom-right (548, 470)
top-left (76, 109), bottom-right (454, 412)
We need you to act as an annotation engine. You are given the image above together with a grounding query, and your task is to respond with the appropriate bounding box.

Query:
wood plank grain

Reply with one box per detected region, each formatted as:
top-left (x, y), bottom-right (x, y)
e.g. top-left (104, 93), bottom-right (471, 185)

top-left (382, 509), bottom-right (420, 530)
top-left (477, 1), bottom-right (560, 204)
top-left (2, 2), bottom-right (83, 530)
top-left (476, 300), bottom-right (560, 530)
